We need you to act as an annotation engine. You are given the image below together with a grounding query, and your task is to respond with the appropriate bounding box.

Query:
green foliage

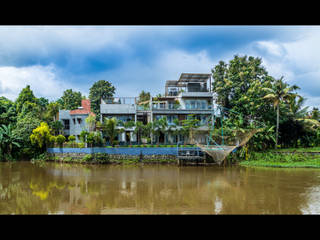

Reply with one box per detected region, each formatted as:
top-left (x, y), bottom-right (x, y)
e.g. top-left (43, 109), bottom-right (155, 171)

top-left (12, 112), bottom-right (42, 158)
top-left (80, 130), bottom-right (89, 143)
top-left (55, 135), bottom-right (66, 147)
top-left (85, 115), bottom-right (96, 132)
top-left (240, 151), bottom-right (320, 168)
top-left (0, 97), bottom-right (17, 126)
top-left (0, 124), bottom-right (22, 161)
top-left (99, 117), bottom-right (122, 146)
top-left (15, 85), bottom-right (37, 114)
top-left (30, 122), bottom-right (52, 149)
top-left (89, 80), bottom-right (116, 119)
top-left (87, 131), bottom-right (104, 147)
top-left (68, 135), bottom-right (76, 142)
top-left (49, 121), bottom-right (64, 135)
top-left (57, 89), bottom-right (82, 110)
top-left (45, 102), bottom-right (60, 122)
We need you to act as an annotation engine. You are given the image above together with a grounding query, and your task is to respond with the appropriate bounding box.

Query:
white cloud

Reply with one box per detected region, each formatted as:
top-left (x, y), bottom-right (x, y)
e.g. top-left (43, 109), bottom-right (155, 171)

top-left (237, 29), bottom-right (320, 109)
top-left (92, 49), bottom-right (215, 97)
top-left (0, 64), bottom-right (77, 101)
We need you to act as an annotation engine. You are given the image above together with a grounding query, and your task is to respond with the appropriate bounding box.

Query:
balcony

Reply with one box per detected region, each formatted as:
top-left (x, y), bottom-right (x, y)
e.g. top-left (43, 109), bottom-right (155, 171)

top-left (152, 104), bottom-right (213, 112)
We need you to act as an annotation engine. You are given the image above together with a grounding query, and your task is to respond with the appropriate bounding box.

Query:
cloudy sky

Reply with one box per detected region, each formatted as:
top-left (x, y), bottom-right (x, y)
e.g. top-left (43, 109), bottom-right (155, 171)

top-left (0, 25), bottom-right (319, 109)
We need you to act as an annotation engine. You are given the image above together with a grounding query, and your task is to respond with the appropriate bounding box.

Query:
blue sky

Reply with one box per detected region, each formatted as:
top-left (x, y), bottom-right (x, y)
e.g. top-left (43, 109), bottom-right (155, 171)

top-left (0, 25), bottom-right (320, 109)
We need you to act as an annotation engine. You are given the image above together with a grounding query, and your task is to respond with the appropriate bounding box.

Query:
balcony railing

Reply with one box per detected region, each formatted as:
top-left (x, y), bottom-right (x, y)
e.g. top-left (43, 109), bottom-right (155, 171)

top-left (152, 104), bottom-right (213, 111)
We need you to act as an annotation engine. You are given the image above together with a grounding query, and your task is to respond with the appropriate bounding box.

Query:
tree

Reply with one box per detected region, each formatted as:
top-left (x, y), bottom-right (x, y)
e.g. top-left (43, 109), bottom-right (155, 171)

top-left (0, 97), bottom-right (17, 126)
top-left (310, 107), bottom-right (320, 121)
top-left (58, 89), bottom-right (82, 110)
top-left (0, 124), bottom-right (22, 160)
top-left (212, 55), bottom-right (275, 125)
top-left (30, 122), bottom-right (53, 150)
top-left (181, 115), bottom-right (200, 144)
top-left (80, 130), bottom-right (89, 144)
top-left (137, 90), bottom-right (151, 110)
top-left (85, 115), bottom-right (96, 132)
top-left (37, 97), bottom-right (49, 113)
top-left (134, 121), bottom-right (144, 144)
top-left (100, 117), bottom-right (122, 146)
top-left (263, 77), bottom-right (300, 148)
top-left (15, 85), bottom-right (37, 114)
top-left (19, 101), bottom-right (42, 119)
top-left (13, 112), bottom-right (41, 158)
top-left (45, 102), bottom-right (60, 122)
top-left (89, 80), bottom-right (115, 119)
top-left (49, 121), bottom-right (64, 135)
top-left (152, 117), bottom-right (169, 144)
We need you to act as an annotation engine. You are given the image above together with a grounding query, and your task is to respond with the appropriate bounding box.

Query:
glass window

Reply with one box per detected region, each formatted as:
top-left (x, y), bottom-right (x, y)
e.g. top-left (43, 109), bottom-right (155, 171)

top-left (62, 119), bottom-right (70, 130)
top-left (185, 100), bottom-right (191, 109)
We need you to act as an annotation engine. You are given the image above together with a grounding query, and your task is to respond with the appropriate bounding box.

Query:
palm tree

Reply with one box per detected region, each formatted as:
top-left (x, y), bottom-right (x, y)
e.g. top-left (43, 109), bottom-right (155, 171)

top-left (0, 124), bottom-right (22, 160)
top-left (263, 77), bottom-right (300, 148)
top-left (134, 121), bottom-right (144, 144)
top-left (46, 102), bottom-right (60, 121)
top-left (152, 117), bottom-right (168, 144)
top-left (288, 96), bottom-right (309, 119)
top-left (100, 117), bottom-right (123, 146)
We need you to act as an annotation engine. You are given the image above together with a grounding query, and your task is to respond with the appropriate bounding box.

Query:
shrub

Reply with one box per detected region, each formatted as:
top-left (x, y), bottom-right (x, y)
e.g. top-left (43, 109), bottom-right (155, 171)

top-left (83, 154), bottom-right (93, 162)
top-left (68, 135), bottom-right (76, 142)
top-left (78, 142), bottom-right (85, 148)
top-left (55, 135), bottom-right (66, 147)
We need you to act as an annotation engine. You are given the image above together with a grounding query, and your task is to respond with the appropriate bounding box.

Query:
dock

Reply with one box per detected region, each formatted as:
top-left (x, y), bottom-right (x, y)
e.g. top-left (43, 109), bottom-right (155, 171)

top-left (177, 147), bottom-right (206, 165)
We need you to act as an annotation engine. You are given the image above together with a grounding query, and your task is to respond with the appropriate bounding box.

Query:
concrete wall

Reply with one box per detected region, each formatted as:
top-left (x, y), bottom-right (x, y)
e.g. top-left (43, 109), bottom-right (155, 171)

top-left (47, 147), bottom-right (182, 155)
top-left (101, 104), bottom-right (136, 114)
top-left (59, 110), bottom-right (89, 141)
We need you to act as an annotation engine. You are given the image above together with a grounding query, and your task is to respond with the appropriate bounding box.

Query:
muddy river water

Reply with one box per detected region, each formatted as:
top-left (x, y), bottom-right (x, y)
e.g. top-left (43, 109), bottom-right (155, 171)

top-left (1, 162), bottom-right (320, 214)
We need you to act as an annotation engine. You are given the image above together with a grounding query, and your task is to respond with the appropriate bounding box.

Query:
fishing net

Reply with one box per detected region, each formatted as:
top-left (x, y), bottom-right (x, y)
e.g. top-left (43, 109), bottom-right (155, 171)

top-left (193, 128), bottom-right (261, 165)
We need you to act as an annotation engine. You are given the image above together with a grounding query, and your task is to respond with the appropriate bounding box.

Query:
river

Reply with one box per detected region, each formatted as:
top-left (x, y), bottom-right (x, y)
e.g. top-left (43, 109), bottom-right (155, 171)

top-left (1, 161), bottom-right (320, 214)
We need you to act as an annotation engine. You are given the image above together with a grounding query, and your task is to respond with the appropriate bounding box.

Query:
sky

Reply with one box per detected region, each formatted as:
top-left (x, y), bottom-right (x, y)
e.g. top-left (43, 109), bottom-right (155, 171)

top-left (0, 25), bottom-right (320, 109)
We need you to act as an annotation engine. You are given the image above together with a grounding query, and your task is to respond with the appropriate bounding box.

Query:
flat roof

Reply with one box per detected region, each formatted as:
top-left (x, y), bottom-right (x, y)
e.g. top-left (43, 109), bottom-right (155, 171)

top-left (178, 73), bottom-right (211, 82)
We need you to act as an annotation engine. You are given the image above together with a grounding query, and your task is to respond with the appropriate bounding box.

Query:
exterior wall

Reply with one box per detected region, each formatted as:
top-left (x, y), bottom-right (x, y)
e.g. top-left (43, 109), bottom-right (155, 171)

top-left (58, 110), bottom-right (89, 142)
top-left (71, 114), bottom-right (89, 138)
top-left (101, 104), bottom-right (136, 114)
top-left (47, 147), bottom-right (184, 155)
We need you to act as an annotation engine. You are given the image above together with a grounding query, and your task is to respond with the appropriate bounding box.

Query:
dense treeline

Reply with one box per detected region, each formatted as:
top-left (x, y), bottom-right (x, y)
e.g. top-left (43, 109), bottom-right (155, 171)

top-left (0, 80), bottom-right (116, 161)
top-left (212, 55), bottom-right (320, 152)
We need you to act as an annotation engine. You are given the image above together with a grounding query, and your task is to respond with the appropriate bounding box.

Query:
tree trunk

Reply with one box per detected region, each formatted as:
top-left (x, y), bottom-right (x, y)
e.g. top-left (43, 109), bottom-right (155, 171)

top-left (276, 104), bottom-right (280, 149)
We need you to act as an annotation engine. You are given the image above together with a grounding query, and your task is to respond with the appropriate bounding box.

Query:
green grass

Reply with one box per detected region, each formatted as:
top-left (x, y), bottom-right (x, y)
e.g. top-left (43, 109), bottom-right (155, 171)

top-left (240, 151), bottom-right (320, 168)
top-left (270, 147), bottom-right (320, 153)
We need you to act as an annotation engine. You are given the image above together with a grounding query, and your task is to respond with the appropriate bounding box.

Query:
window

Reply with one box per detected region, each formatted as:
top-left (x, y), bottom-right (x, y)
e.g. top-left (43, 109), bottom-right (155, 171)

top-left (72, 118), bottom-right (76, 125)
top-left (77, 118), bottom-right (82, 124)
top-left (62, 119), bottom-right (70, 130)
top-left (201, 101), bottom-right (207, 110)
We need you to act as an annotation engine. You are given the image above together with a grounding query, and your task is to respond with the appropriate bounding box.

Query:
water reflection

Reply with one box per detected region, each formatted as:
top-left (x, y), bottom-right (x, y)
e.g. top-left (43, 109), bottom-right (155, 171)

top-left (1, 162), bottom-right (320, 214)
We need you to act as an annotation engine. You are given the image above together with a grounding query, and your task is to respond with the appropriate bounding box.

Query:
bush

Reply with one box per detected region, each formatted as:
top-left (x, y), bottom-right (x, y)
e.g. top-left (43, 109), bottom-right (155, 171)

top-left (83, 154), bottom-right (93, 162)
top-left (78, 142), bottom-right (85, 148)
top-left (68, 135), bottom-right (76, 142)
top-left (55, 135), bottom-right (66, 147)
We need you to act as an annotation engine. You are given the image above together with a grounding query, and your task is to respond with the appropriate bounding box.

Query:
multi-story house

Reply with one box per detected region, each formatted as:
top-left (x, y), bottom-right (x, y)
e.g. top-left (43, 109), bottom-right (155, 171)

top-left (100, 73), bottom-right (214, 145)
top-left (59, 99), bottom-right (95, 142)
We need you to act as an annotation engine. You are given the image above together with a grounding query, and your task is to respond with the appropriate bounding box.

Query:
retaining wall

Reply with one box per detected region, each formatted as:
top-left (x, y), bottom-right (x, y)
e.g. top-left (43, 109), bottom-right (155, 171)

top-left (47, 147), bottom-right (183, 155)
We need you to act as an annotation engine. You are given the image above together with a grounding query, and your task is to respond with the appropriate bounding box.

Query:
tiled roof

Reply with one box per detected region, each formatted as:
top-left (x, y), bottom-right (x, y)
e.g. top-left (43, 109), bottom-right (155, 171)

top-left (70, 99), bottom-right (95, 116)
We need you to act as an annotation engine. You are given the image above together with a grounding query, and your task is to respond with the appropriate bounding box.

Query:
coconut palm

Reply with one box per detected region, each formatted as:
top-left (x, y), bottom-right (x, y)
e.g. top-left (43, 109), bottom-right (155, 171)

top-left (263, 77), bottom-right (300, 148)
top-left (100, 117), bottom-right (123, 146)
top-left (152, 117), bottom-right (168, 144)
top-left (134, 121), bottom-right (144, 144)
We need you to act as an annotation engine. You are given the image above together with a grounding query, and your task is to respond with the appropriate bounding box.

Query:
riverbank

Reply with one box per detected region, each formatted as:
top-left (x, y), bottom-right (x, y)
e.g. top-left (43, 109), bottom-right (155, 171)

top-left (45, 152), bottom-right (178, 165)
top-left (239, 151), bottom-right (320, 168)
